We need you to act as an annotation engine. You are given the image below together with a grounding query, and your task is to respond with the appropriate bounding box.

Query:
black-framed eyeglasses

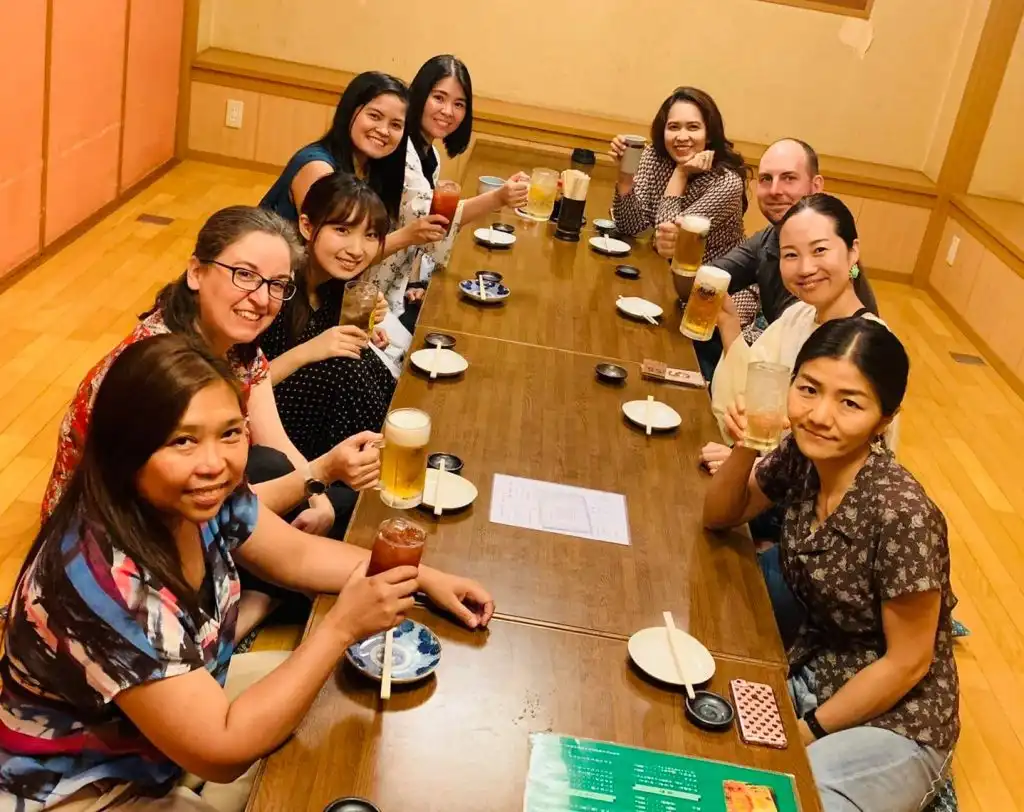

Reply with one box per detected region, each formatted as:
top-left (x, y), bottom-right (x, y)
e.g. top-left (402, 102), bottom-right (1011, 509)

top-left (203, 259), bottom-right (297, 301)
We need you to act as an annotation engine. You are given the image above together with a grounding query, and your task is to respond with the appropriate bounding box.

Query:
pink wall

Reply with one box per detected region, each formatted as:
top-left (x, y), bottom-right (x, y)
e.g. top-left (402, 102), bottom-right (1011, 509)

top-left (121, 0), bottom-right (184, 191)
top-left (0, 5), bottom-right (47, 275)
top-left (44, 0), bottom-right (128, 245)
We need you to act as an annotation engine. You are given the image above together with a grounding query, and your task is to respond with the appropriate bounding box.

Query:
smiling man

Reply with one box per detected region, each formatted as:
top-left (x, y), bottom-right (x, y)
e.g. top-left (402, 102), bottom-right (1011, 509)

top-left (657, 138), bottom-right (877, 323)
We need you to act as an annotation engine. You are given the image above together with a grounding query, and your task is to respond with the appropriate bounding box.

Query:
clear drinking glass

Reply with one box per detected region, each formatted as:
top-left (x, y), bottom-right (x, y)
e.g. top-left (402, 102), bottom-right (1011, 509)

top-left (743, 361), bottom-right (790, 452)
top-left (340, 279), bottom-right (378, 331)
top-left (524, 168), bottom-right (559, 220)
top-left (367, 517), bottom-right (427, 576)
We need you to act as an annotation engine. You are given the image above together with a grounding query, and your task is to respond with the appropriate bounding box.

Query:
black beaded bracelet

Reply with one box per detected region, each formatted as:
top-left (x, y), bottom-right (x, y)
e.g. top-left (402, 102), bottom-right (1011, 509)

top-left (803, 708), bottom-right (829, 740)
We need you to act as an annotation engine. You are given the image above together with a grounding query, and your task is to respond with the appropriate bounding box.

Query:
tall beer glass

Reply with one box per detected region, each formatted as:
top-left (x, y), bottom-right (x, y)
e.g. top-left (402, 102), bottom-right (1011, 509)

top-left (743, 361), bottom-right (790, 452)
top-left (379, 408), bottom-right (431, 509)
top-left (680, 265), bottom-right (731, 342)
top-left (671, 215), bottom-right (711, 274)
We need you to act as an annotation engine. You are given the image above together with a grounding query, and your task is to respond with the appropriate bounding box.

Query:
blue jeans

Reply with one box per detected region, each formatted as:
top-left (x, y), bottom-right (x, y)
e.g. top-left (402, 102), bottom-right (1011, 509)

top-left (789, 669), bottom-right (950, 812)
top-left (692, 327), bottom-right (724, 385)
top-left (757, 544), bottom-right (805, 650)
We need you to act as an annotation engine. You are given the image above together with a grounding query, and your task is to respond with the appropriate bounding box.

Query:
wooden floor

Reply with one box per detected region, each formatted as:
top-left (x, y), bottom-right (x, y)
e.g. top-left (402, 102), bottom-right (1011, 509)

top-left (0, 160), bottom-right (1020, 810)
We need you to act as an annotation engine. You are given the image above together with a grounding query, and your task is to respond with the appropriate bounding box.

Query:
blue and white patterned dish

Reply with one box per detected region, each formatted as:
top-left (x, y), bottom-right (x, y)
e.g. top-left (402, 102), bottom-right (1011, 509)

top-left (459, 279), bottom-right (510, 303)
top-left (345, 619), bottom-right (442, 684)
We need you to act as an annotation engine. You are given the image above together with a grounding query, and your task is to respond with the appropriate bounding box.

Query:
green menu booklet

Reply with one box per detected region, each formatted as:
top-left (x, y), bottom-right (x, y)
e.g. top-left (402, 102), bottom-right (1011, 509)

top-left (524, 734), bottom-right (801, 812)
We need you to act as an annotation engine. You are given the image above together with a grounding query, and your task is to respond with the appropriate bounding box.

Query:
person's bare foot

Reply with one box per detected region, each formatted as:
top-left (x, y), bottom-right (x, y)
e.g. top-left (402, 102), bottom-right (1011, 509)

top-left (234, 591), bottom-right (278, 645)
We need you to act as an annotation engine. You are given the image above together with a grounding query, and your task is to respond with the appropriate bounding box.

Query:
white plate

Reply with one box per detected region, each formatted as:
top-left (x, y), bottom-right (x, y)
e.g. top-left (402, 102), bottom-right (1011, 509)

top-left (616, 296), bottom-right (663, 321)
top-left (474, 228), bottom-right (516, 247)
top-left (628, 625), bottom-right (716, 686)
top-left (589, 236), bottom-right (631, 255)
top-left (622, 399), bottom-right (682, 431)
top-left (410, 348), bottom-right (468, 377)
top-left (421, 469), bottom-right (478, 511)
top-left (592, 218), bottom-right (617, 231)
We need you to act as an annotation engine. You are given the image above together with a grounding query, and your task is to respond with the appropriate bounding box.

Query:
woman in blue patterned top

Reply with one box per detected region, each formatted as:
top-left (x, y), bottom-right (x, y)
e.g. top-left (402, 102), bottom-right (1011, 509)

top-left (0, 334), bottom-right (493, 811)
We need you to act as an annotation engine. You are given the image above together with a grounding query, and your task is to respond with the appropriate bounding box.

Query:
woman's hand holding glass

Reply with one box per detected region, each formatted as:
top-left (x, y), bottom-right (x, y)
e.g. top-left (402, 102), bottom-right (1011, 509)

top-left (372, 292), bottom-right (389, 327)
top-left (321, 431), bottom-right (383, 492)
top-left (326, 562), bottom-right (419, 644)
top-left (498, 172), bottom-right (530, 209)
top-left (303, 325), bottom-right (369, 364)
top-left (404, 214), bottom-right (449, 247)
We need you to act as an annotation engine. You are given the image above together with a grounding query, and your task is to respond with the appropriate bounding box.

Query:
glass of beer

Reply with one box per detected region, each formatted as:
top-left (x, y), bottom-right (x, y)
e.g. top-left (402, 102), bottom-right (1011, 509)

top-left (379, 408), bottom-right (431, 509)
top-left (429, 180), bottom-right (461, 235)
top-left (680, 265), bottom-right (731, 342)
top-left (367, 517), bottom-right (427, 576)
top-left (671, 215), bottom-right (711, 275)
top-left (525, 168), bottom-right (559, 220)
top-left (743, 361), bottom-right (790, 452)
top-left (340, 279), bottom-right (378, 331)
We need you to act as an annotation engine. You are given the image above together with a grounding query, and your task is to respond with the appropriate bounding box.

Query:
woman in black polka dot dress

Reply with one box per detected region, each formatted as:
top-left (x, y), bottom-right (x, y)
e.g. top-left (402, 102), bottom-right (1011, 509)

top-left (261, 173), bottom-right (396, 463)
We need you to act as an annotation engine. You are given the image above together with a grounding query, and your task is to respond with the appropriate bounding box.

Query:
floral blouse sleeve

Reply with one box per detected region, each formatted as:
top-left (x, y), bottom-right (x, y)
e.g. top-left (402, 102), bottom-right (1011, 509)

top-left (873, 477), bottom-right (949, 601)
top-left (754, 434), bottom-right (809, 504)
top-left (611, 147), bottom-right (665, 236)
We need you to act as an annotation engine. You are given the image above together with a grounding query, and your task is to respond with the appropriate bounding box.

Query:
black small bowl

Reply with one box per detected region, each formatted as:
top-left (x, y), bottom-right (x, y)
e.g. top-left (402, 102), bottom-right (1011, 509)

top-left (595, 363), bottom-right (628, 384)
top-left (476, 271), bottom-right (503, 285)
top-left (427, 453), bottom-right (464, 476)
top-left (325, 799), bottom-right (381, 812)
top-left (684, 690), bottom-right (735, 732)
top-left (423, 332), bottom-right (456, 349)
top-left (615, 264), bottom-right (641, 280)
top-left (491, 222), bottom-right (515, 234)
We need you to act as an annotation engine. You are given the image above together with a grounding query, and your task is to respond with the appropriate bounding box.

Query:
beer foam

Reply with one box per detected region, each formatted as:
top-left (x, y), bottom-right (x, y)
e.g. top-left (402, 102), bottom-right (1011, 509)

top-left (680, 215), bottom-right (711, 235)
top-left (385, 408), bottom-right (431, 447)
top-left (695, 265), bottom-right (731, 291)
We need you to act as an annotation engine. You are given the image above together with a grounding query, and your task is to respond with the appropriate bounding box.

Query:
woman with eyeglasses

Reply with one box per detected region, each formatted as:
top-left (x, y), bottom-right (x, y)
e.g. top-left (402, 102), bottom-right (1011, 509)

top-left (42, 206), bottom-right (381, 639)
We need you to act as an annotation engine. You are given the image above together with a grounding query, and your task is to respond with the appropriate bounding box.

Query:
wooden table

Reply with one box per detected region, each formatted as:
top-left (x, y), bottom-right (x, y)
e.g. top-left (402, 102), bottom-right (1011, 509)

top-left (347, 331), bottom-right (783, 662)
top-left (249, 608), bottom-right (820, 812)
top-left (419, 215), bottom-right (693, 367)
top-left (251, 150), bottom-right (820, 812)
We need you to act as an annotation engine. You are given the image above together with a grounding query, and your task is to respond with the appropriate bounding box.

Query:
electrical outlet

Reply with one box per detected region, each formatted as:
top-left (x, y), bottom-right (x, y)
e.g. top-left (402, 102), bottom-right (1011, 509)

top-left (946, 235), bottom-right (960, 266)
top-left (225, 99), bottom-right (244, 129)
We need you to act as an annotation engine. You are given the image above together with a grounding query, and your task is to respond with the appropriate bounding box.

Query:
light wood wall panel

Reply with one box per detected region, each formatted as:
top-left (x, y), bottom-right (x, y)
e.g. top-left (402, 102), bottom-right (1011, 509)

top-left (254, 96), bottom-right (331, 166)
top-left (188, 82), bottom-right (260, 160)
top-left (930, 213), bottom-right (1024, 388)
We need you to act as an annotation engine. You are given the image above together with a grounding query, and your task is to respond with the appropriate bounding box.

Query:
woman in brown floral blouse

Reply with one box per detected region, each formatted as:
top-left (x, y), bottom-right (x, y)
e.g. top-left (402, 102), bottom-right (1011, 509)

top-left (609, 88), bottom-right (759, 365)
top-left (704, 318), bottom-right (958, 812)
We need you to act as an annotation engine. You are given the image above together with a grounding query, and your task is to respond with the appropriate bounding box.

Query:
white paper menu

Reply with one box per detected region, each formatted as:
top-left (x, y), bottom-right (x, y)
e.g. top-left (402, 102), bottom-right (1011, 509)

top-left (489, 474), bottom-right (631, 546)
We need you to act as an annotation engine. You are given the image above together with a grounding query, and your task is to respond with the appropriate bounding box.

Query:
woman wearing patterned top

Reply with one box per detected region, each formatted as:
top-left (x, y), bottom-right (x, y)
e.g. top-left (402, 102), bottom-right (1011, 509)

top-left (609, 88), bottom-right (758, 344)
top-left (262, 174), bottom-right (396, 466)
top-left (41, 207), bottom-right (383, 637)
top-left (704, 318), bottom-right (958, 812)
top-left (0, 335), bottom-right (493, 811)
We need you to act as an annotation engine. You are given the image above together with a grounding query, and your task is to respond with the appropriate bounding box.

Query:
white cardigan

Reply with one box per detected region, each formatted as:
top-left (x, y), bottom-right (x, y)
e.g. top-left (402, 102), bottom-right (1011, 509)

top-left (710, 303), bottom-right (899, 449)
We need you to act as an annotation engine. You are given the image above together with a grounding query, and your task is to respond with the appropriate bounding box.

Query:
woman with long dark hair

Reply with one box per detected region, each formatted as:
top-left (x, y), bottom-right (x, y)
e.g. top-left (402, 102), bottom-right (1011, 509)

top-left (371, 55), bottom-right (528, 324)
top-left (704, 319), bottom-right (957, 811)
top-left (262, 173), bottom-right (397, 465)
top-left (0, 335), bottom-right (493, 811)
top-left (610, 87), bottom-right (757, 351)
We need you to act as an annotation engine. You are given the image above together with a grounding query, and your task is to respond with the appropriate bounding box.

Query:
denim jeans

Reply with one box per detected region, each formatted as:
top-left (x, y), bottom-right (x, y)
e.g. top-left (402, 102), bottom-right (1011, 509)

top-left (789, 663), bottom-right (950, 812)
top-left (757, 544), bottom-right (805, 651)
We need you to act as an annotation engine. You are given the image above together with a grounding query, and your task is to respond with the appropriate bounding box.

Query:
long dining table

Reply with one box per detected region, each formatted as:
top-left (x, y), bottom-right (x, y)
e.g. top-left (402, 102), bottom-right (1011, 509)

top-left (248, 156), bottom-right (823, 812)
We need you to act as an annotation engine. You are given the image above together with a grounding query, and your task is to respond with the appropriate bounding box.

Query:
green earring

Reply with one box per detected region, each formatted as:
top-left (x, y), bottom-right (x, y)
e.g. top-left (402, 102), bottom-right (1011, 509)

top-left (850, 263), bottom-right (861, 279)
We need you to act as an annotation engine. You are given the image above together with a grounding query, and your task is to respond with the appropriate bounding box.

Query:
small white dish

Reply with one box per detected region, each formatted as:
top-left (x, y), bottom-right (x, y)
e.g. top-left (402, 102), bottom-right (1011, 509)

top-left (628, 625), bottom-right (716, 686)
top-left (616, 296), bottom-right (663, 321)
top-left (589, 236), bottom-right (631, 256)
top-left (474, 228), bottom-right (516, 248)
top-left (592, 218), bottom-right (617, 232)
top-left (622, 399), bottom-right (682, 431)
top-left (421, 469), bottom-right (478, 512)
top-left (410, 349), bottom-right (468, 377)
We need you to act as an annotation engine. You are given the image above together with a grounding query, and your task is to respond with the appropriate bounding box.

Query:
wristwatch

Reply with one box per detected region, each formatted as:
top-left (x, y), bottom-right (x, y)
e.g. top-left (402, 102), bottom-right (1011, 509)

top-left (803, 708), bottom-right (829, 740)
top-left (304, 464), bottom-right (327, 497)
